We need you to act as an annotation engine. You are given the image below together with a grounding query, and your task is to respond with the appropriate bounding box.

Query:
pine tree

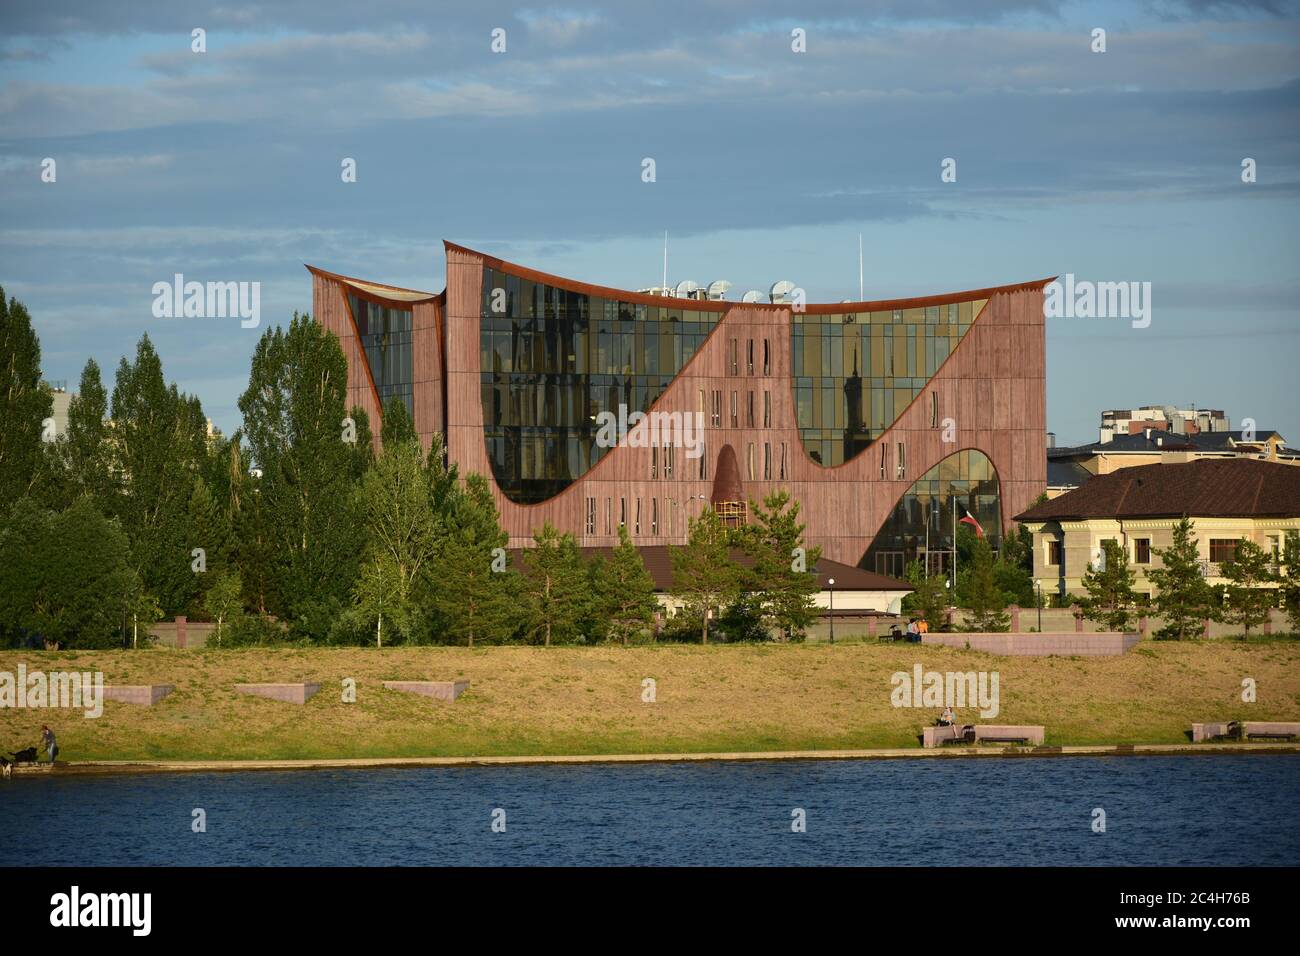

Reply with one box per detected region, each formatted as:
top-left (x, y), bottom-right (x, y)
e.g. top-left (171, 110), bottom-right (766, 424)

top-left (962, 536), bottom-right (1010, 631)
top-left (0, 288), bottom-right (53, 510)
top-left (1079, 539), bottom-right (1139, 631)
top-left (594, 523), bottom-right (659, 645)
top-left (909, 567), bottom-right (950, 632)
top-left (429, 473), bottom-right (516, 647)
top-left (1148, 517), bottom-right (1214, 640)
top-left (738, 490), bottom-right (821, 642)
top-left (1220, 539), bottom-right (1276, 640)
top-left (670, 506), bottom-right (740, 644)
top-left (521, 522), bottom-right (590, 646)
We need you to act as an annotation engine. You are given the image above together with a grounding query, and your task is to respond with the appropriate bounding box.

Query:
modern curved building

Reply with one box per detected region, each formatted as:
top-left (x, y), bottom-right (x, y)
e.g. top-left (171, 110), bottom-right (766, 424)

top-left (309, 242), bottom-right (1050, 575)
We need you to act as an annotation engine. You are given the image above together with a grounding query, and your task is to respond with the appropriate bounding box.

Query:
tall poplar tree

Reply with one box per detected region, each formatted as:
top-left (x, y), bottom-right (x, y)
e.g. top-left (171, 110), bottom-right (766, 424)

top-left (63, 358), bottom-right (113, 507)
top-left (238, 314), bottom-right (363, 638)
top-left (110, 334), bottom-right (208, 614)
top-left (0, 287), bottom-right (53, 509)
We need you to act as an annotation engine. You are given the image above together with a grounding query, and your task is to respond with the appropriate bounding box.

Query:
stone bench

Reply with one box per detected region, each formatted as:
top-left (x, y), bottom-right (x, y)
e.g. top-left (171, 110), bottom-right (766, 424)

top-left (1191, 721), bottom-right (1237, 742)
top-left (103, 684), bottom-right (174, 706)
top-left (922, 724), bottom-right (1045, 748)
top-left (382, 680), bottom-right (469, 701)
top-left (921, 632), bottom-right (1139, 656)
top-left (1243, 721), bottom-right (1300, 741)
top-left (922, 724), bottom-right (967, 748)
top-left (974, 724), bottom-right (1044, 746)
top-left (234, 683), bottom-right (321, 704)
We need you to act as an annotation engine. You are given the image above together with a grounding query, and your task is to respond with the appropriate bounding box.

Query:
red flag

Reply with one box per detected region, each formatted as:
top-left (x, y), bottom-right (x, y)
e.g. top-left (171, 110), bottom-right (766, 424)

top-left (958, 506), bottom-right (985, 538)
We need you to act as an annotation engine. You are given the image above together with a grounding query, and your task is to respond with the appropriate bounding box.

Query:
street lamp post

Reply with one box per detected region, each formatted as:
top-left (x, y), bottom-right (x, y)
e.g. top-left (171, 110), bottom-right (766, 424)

top-left (1036, 582), bottom-right (1042, 632)
top-left (828, 577), bottom-right (835, 644)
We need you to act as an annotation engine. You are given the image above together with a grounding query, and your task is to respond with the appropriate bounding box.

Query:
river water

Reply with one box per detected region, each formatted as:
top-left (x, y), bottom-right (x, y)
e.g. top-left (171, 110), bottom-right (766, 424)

top-left (2, 754), bottom-right (1296, 866)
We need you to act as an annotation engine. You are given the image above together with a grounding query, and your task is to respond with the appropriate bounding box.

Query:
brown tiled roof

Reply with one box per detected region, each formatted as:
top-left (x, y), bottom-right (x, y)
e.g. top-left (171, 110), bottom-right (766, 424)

top-left (507, 544), bottom-right (910, 593)
top-left (1015, 458), bottom-right (1300, 522)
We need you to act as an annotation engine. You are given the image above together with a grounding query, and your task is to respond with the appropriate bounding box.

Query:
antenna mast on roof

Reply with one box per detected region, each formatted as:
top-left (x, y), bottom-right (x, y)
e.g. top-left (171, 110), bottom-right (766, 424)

top-left (663, 231), bottom-right (668, 295)
top-left (858, 233), bottom-right (864, 301)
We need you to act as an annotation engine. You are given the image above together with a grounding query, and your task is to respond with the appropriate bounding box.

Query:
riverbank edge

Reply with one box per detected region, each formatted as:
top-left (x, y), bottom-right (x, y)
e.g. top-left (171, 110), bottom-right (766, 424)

top-left (19, 741), bottom-right (1299, 776)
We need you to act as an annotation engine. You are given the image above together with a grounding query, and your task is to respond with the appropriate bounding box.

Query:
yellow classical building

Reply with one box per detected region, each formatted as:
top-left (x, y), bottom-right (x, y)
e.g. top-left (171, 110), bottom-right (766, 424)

top-left (1017, 458), bottom-right (1299, 604)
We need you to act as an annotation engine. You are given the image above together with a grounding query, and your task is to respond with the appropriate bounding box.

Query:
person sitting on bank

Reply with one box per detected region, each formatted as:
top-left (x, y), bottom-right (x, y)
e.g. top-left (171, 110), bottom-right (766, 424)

top-left (41, 725), bottom-right (57, 764)
top-left (939, 706), bottom-right (955, 727)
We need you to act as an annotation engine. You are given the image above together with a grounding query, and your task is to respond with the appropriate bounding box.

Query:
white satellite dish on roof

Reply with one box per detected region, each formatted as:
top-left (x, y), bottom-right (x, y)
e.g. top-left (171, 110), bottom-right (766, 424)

top-left (706, 279), bottom-right (731, 301)
top-left (675, 280), bottom-right (699, 299)
top-left (742, 290), bottom-right (764, 303)
top-left (769, 280), bottom-right (796, 304)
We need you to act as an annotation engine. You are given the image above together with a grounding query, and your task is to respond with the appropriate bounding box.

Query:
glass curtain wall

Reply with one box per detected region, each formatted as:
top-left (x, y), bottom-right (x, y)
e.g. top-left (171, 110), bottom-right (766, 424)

top-left (792, 299), bottom-right (986, 467)
top-left (349, 293), bottom-right (415, 418)
top-left (480, 267), bottom-right (723, 504)
top-left (861, 449), bottom-right (1001, 579)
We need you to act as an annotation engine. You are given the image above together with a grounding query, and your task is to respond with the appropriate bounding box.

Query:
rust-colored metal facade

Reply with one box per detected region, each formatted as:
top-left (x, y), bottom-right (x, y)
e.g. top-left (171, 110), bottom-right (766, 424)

top-left (309, 243), bottom-right (1049, 568)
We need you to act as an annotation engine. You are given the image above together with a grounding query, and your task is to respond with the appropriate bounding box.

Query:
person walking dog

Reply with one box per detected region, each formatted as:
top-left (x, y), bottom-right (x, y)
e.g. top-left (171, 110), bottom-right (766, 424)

top-left (41, 725), bottom-right (57, 764)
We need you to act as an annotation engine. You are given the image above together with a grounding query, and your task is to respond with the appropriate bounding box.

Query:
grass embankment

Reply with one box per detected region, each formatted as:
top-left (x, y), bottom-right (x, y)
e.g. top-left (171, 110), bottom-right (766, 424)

top-left (2, 640), bottom-right (1298, 761)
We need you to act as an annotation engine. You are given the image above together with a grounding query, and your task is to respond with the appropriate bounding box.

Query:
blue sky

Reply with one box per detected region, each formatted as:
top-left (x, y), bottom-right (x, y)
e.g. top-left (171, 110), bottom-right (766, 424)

top-left (2, 0), bottom-right (1298, 444)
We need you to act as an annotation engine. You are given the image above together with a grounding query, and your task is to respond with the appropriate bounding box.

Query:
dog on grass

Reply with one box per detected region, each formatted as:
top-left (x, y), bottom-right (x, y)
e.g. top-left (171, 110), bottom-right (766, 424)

top-left (10, 747), bottom-right (38, 764)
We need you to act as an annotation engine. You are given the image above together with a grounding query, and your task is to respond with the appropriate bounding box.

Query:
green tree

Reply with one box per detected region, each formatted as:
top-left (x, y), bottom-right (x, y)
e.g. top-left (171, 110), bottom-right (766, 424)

top-left (1079, 539), bottom-right (1139, 631)
top-left (238, 315), bottom-right (364, 639)
top-left (1282, 532), bottom-right (1300, 634)
top-left (1220, 539), bottom-right (1277, 640)
top-left (0, 288), bottom-right (53, 509)
top-left (379, 395), bottom-right (417, 448)
top-left (903, 561), bottom-right (950, 632)
top-left (184, 476), bottom-right (232, 613)
top-left (593, 523), bottom-right (659, 645)
top-left (0, 498), bottom-right (136, 648)
top-left (203, 570), bottom-right (244, 647)
top-left (738, 490), bottom-right (821, 642)
top-left (352, 431), bottom-right (439, 644)
top-left (62, 358), bottom-right (114, 508)
top-left (352, 552), bottom-right (405, 647)
top-left (1147, 517), bottom-right (1214, 640)
top-left (670, 507), bottom-right (740, 644)
top-left (521, 522), bottom-right (590, 646)
top-left (961, 536), bottom-right (1010, 632)
top-left (110, 334), bottom-right (209, 615)
top-left (429, 473), bottom-right (516, 647)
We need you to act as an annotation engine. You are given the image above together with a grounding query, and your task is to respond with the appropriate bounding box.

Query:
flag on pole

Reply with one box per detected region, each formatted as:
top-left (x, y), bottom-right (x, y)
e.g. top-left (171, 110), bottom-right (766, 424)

top-left (957, 503), bottom-right (985, 538)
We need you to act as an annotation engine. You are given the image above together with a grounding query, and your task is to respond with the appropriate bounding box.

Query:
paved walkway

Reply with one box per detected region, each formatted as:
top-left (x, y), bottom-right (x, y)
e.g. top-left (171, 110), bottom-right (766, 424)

top-left (42, 741), bottom-right (1300, 776)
